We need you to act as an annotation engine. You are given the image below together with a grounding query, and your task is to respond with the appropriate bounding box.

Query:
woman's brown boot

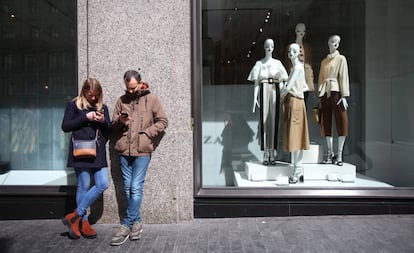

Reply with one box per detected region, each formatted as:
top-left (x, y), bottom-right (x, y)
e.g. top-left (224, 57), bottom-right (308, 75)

top-left (61, 210), bottom-right (81, 239)
top-left (80, 220), bottom-right (97, 239)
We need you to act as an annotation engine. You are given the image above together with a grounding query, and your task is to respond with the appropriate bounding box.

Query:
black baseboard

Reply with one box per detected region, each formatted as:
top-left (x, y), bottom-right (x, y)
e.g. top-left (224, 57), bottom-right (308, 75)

top-left (194, 198), bottom-right (414, 218)
top-left (0, 186), bottom-right (77, 220)
top-left (0, 196), bottom-right (76, 220)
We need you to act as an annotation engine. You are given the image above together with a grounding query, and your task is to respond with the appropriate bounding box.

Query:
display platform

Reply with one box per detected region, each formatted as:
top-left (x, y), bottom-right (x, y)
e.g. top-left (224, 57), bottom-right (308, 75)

top-left (235, 170), bottom-right (393, 188)
top-left (243, 157), bottom-right (393, 187)
top-left (246, 161), bottom-right (356, 182)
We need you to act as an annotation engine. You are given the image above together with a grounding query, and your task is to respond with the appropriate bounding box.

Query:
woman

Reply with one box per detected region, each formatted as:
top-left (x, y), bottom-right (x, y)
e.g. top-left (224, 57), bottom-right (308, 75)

top-left (61, 78), bottom-right (111, 239)
top-left (281, 43), bottom-right (310, 183)
top-left (247, 38), bottom-right (288, 165)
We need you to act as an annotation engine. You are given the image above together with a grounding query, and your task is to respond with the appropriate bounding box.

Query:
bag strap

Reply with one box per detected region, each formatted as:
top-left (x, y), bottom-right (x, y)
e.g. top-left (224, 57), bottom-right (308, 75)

top-left (71, 129), bottom-right (99, 141)
top-left (94, 129), bottom-right (99, 140)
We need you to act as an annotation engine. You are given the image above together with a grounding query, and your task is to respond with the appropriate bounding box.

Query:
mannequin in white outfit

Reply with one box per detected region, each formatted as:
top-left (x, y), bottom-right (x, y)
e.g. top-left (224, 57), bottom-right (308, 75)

top-left (248, 38), bottom-right (288, 165)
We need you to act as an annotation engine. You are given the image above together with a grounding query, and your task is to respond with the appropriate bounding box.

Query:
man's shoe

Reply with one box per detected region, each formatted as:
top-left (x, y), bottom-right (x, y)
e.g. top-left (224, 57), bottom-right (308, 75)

top-left (130, 222), bottom-right (143, 240)
top-left (61, 210), bottom-right (81, 239)
top-left (80, 220), bottom-right (97, 239)
top-left (110, 225), bottom-right (130, 246)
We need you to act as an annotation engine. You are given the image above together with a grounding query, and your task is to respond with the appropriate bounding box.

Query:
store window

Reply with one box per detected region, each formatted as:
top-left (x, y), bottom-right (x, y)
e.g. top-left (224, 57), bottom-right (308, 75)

top-left (199, 0), bottom-right (414, 188)
top-left (0, 0), bottom-right (77, 185)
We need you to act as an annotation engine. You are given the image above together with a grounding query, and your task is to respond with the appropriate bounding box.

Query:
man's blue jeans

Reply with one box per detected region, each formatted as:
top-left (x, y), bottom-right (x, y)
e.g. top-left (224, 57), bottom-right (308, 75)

top-left (75, 167), bottom-right (109, 221)
top-left (120, 155), bottom-right (151, 228)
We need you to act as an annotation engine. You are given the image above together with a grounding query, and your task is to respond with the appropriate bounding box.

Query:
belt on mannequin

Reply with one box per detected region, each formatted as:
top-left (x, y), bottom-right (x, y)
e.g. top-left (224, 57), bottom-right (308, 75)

top-left (260, 78), bottom-right (280, 84)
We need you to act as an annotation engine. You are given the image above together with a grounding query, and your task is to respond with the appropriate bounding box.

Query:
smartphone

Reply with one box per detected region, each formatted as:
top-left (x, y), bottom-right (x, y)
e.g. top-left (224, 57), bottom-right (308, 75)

top-left (120, 112), bottom-right (129, 117)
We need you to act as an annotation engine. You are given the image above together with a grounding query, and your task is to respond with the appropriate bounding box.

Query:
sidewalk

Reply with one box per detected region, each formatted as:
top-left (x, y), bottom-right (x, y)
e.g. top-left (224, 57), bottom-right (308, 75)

top-left (1, 214), bottom-right (413, 253)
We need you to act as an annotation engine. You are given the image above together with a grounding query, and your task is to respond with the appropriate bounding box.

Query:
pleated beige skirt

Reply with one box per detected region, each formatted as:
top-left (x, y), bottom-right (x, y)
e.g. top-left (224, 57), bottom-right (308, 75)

top-left (282, 95), bottom-right (310, 152)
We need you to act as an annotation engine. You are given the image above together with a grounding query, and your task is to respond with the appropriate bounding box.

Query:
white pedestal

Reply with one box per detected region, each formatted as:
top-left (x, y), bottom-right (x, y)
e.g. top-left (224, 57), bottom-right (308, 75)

top-left (291, 143), bottom-right (323, 164)
top-left (245, 161), bottom-right (356, 183)
top-left (245, 161), bottom-right (292, 181)
top-left (303, 162), bottom-right (356, 182)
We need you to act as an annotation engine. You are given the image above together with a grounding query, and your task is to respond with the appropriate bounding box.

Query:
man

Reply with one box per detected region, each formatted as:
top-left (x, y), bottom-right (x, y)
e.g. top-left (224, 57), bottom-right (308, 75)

top-left (110, 70), bottom-right (168, 246)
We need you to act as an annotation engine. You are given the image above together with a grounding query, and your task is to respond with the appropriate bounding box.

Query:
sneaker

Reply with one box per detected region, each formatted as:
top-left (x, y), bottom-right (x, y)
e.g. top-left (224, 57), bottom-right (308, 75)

top-left (110, 225), bottom-right (130, 246)
top-left (130, 222), bottom-right (143, 240)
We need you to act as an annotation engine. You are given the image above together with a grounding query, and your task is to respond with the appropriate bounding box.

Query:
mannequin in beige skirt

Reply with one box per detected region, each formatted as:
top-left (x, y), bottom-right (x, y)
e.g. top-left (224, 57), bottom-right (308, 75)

top-left (281, 43), bottom-right (310, 183)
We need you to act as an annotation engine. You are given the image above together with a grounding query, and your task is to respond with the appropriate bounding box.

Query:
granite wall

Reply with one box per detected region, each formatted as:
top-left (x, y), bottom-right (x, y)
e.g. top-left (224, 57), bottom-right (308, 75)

top-left (77, 0), bottom-right (193, 223)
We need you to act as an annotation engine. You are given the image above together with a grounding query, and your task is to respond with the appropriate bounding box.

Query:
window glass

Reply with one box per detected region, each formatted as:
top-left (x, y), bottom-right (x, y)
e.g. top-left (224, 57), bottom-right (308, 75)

top-left (0, 0), bottom-right (77, 185)
top-left (201, 0), bottom-right (414, 188)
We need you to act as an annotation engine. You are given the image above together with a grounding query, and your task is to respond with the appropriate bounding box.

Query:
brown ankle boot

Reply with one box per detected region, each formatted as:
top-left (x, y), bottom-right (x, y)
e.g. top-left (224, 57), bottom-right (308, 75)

top-left (80, 220), bottom-right (97, 239)
top-left (61, 210), bottom-right (81, 239)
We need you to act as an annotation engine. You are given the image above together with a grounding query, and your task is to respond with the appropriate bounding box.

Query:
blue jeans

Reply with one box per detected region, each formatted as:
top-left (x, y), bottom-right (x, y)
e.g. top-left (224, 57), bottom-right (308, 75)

top-left (120, 155), bottom-right (151, 228)
top-left (75, 167), bottom-right (109, 221)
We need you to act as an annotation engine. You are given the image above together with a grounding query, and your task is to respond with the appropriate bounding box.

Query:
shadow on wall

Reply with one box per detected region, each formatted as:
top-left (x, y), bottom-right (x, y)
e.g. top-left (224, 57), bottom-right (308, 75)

top-left (0, 238), bottom-right (12, 253)
top-left (88, 189), bottom-right (104, 224)
top-left (220, 113), bottom-right (258, 186)
top-left (108, 143), bottom-right (127, 223)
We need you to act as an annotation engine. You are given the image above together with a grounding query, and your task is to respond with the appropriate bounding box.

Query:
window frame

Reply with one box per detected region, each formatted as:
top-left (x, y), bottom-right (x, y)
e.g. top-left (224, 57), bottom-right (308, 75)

top-left (191, 0), bottom-right (414, 200)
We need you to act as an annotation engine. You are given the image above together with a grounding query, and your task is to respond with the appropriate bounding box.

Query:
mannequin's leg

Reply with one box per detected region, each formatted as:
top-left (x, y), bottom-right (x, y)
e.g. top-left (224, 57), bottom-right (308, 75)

top-left (322, 136), bottom-right (334, 164)
top-left (289, 150), bottom-right (304, 184)
top-left (269, 149), bottom-right (276, 165)
top-left (263, 148), bottom-right (269, 165)
top-left (262, 84), bottom-right (270, 165)
top-left (269, 84), bottom-right (277, 166)
top-left (334, 136), bottom-right (346, 166)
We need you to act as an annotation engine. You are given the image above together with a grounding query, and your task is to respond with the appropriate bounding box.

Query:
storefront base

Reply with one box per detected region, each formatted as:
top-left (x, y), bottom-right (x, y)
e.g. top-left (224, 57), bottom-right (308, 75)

top-left (0, 186), bottom-right (78, 220)
top-left (194, 198), bottom-right (414, 218)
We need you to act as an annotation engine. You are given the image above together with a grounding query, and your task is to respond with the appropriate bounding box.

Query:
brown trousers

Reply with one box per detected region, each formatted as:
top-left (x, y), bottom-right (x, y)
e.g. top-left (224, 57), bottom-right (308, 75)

top-left (320, 92), bottom-right (348, 136)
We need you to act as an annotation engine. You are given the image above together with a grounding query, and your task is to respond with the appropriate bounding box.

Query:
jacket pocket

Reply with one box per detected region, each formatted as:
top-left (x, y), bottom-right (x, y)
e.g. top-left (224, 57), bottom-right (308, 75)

top-left (138, 133), bottom-right (154, 153)
top-left (114, 132), bottom-right (129, 153)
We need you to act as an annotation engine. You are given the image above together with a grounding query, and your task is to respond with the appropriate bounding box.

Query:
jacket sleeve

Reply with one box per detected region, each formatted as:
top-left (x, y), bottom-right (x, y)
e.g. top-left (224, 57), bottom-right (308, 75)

top-left (111, 98), bottom-right (125, 132)
top-left (99, 104), bottom-right (112, 134)
top-left (61, 100), bottom-right (88, 132)
top-left (338, 56), bottom-right (350, 97)
top-left (144, 95), bottom-right (168, 138)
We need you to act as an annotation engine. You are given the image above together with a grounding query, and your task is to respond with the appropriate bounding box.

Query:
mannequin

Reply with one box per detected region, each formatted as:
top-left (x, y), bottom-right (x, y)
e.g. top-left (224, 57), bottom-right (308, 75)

top-left (284, 23), bottom-right (314, 102)
top-left (281, 43), bottom-right (310, 183)
top-left (248, 38), bottom-right (288, 165)
top-left (317, 35), bottom-right (350, 166)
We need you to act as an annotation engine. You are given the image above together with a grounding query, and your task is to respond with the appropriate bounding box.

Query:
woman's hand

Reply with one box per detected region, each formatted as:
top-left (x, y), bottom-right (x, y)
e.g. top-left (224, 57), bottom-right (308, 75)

top-left (94, 111), bottom-right (105, 123)
top-left (86, 111), bottom-right (96, 121)
top-left (86, 111), bottom-right (105, 123)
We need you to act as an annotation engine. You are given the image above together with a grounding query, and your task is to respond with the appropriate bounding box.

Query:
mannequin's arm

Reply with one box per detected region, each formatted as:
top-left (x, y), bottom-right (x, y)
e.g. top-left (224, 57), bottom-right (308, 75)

top-left (281, 65), bottom-right (300, 99)
top-left (337, 97), bottom-right (349, 110)
top-left (253, 81), bottom-right (260, 112)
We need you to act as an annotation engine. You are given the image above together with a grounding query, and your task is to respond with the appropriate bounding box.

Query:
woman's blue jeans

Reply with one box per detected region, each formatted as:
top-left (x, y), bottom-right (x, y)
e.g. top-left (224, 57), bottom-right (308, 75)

top-left (75, 167), bottom-right (109, 221)
top-left (120, 155), bottom-right (151, 228)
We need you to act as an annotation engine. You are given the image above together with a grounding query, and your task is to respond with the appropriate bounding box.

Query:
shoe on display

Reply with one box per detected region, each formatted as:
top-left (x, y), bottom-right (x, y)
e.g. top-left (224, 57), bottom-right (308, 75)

top-left (289, 167), bottom-right (304, 184)
top-left (321, 153), bottom-right (334, 164)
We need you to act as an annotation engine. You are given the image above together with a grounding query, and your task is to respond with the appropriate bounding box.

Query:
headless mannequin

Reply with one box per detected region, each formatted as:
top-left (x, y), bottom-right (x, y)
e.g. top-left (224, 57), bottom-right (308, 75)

top-left (285, 23), bottom-right (314, 102)
top-left (318, 35), bottom-right (349, 166)
top-left (281, 43), bottom-right (310, 183)
top-left (248, 39), bottom-right (288, 165)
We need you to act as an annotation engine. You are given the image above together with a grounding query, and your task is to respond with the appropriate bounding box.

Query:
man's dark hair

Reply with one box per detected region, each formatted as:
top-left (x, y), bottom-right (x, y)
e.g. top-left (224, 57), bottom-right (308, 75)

top-left (123, 70), bottom-right (141, 82)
